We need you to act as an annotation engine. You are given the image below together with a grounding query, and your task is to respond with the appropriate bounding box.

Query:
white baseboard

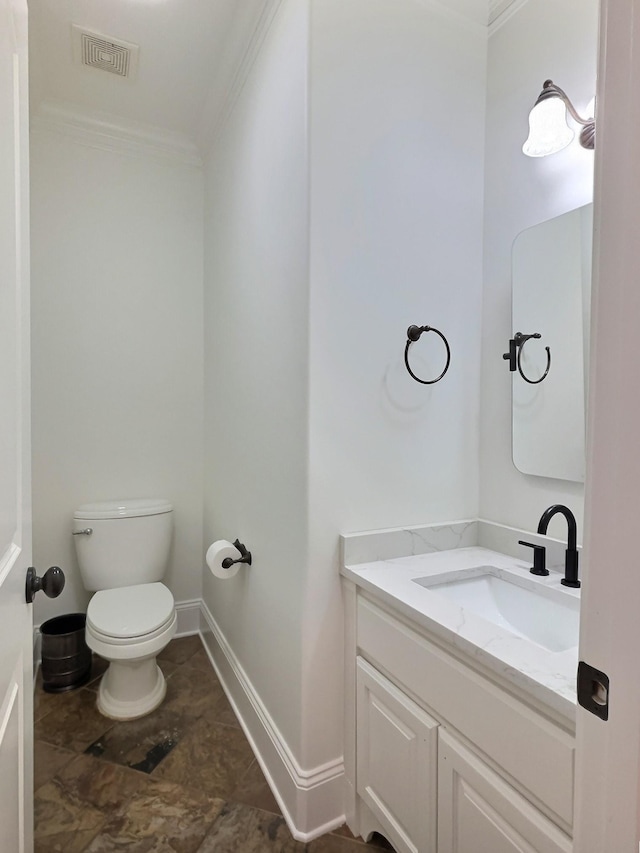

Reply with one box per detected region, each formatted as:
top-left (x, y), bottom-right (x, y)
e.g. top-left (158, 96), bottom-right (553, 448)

top-left (174, 599), bottom-right (201, 636)
top-left (198, 599), bottom-right (345, 842)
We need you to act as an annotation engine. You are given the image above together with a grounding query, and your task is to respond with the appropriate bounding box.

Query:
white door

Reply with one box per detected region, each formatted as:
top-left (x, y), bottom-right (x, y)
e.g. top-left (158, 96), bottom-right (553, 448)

top-left (573, 1), bottom-right (640, 851)
top-left (0, 0), bottom-right (33, 850)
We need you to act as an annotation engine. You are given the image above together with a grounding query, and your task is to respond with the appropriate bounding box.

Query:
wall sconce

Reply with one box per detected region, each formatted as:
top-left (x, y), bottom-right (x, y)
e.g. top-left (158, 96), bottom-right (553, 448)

top-left (523, 79), bottom-right (595, 157)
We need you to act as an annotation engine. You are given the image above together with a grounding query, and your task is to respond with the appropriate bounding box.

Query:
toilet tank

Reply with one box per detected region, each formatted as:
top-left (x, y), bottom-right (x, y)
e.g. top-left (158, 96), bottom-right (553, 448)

top-left (73, 499), bottom-right (173, 592)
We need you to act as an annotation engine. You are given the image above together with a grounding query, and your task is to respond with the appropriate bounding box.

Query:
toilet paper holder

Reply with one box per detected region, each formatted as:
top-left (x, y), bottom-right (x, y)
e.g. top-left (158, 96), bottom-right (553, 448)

top-left (222, 539), bottom-right (252, 570)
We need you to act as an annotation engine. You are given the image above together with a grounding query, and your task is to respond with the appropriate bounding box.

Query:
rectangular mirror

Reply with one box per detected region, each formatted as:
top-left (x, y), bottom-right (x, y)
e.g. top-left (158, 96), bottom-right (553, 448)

top-left (511, 204), bottom-right (593, 482)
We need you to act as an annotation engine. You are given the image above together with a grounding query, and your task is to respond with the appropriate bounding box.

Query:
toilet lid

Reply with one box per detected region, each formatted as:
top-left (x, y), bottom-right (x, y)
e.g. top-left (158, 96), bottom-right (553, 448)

top-left (87, 582), bottom-right (174, 639)
top-left (75, 498), bottom-right (173, 520)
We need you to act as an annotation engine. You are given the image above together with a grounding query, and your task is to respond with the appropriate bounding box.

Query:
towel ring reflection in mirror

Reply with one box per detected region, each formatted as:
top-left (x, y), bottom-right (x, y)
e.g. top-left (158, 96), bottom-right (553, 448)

top-left (503, 332), bottom-right (551, 385)
top-left (404, 324), bottom-right (451, 385)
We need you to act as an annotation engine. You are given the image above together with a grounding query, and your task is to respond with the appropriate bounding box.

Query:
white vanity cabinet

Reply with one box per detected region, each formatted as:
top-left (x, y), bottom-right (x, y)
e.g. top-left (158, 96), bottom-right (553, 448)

top-left (343, 581), bottom-right (576, 853)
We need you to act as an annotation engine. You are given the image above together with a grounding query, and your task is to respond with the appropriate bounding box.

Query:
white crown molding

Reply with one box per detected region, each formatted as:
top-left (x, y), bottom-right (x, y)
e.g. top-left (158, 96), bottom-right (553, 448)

top-left (31, 100), bottom-right (202, 168)
top-left (198, 599), bottom-right (345, 841)
top-left (410, 0), bottom-right (489, 35)
top-left (196, 0), bottom-right (285, 154)
top-left (489, 0), bottom-right (515, 21)
top-left (488, 0), bottom-right (530, 34)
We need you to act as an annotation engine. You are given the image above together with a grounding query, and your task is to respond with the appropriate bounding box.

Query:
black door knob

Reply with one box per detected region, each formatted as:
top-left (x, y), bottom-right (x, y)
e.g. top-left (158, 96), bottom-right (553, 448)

top-left (25, 566), bottom-right (65, 603)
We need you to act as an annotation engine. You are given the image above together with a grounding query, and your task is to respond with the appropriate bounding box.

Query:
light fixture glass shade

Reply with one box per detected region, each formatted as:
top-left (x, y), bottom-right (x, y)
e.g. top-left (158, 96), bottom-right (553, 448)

top-left (522, 97), bottom-right (575, 157)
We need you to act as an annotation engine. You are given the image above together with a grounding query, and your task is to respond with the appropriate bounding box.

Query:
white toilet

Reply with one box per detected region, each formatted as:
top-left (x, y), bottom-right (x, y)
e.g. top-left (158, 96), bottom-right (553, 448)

top-left (73, 498), bottom-right (177, 720)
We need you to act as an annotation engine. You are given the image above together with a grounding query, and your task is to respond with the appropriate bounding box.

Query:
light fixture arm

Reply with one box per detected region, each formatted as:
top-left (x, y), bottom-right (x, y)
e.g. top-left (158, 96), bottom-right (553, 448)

top-left (535, 80), bottom-right (595, 149)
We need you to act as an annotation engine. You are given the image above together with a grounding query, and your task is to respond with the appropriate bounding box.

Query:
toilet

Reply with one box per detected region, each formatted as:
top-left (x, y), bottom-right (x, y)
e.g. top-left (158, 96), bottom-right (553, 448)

top-left (73, 498), bottom-right (176, 720)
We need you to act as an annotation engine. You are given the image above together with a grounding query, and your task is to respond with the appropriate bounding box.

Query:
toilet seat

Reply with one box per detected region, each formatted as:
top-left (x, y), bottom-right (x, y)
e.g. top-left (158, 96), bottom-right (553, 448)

top-left (87, 614), bottom-right (175, 648)
top-left (85, 581), bottom-right (177, 666)
top-left (87, 582), bottom-right (174, 640)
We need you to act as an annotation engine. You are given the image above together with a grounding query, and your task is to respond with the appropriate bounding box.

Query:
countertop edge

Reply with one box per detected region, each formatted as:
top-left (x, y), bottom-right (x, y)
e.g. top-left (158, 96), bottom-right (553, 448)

top-left (341, 548), bottom-right (578, 727)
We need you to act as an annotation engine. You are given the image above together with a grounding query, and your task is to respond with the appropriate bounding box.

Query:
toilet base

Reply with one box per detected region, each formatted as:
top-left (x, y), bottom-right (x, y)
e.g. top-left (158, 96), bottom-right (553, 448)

top-left (97, 656), bottom-right (167, 721)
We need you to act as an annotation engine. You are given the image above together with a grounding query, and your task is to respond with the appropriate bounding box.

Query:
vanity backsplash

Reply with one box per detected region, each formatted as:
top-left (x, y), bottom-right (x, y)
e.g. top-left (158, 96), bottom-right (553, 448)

top-left (340, 518), bottom-right (577, 573)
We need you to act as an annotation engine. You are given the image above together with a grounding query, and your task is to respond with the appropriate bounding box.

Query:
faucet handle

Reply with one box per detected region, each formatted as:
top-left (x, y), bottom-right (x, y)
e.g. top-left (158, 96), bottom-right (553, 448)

top-left (518, 540), bottom-right (549, 576)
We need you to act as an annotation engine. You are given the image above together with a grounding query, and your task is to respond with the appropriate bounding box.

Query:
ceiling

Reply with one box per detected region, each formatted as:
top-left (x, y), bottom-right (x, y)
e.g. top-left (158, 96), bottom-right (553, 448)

top-left (28, 0), bottom-right (517, 156)
top-left (28, 0), bottom-right (270, 152)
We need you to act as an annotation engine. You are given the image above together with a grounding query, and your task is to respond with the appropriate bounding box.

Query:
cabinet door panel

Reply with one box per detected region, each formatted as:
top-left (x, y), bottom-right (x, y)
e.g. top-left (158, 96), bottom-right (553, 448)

top-left (438, 730), bottom-right (571, 853)
top-left (356, 657), bottom-right (438, 853)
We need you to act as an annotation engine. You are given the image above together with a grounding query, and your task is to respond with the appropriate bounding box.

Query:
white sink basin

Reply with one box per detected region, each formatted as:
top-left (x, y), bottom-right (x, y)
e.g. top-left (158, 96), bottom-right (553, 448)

top-left (413, 566), bottom-right (579, 653)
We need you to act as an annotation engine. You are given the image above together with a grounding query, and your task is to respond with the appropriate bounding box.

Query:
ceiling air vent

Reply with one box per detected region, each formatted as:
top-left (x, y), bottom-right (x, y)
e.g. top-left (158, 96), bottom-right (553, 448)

top-left (72, 25), bottom-right (139, 80)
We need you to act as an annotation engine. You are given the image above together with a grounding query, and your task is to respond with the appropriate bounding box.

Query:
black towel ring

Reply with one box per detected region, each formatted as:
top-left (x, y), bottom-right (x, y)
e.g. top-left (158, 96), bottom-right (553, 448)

top-left (404, 324), bottom-right (451, 385)
top-left (516, 332), bottom-right (551, 385)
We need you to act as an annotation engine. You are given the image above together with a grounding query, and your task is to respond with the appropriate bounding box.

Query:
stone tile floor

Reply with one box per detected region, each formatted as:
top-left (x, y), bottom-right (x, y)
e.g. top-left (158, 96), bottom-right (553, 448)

top-left (34, 635), bottom-right (395, 852)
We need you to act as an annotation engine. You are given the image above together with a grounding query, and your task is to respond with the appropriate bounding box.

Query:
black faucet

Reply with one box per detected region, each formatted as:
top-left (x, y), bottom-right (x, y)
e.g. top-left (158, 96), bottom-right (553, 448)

top-left (537, 504), bottom-right (581, 588)
top-left (518, 540), bottom-right (548, 576)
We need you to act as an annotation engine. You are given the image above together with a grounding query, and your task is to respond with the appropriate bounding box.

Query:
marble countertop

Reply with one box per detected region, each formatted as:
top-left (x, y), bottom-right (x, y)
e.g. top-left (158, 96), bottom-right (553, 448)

top-left (341, 546), bottom-right (580, 723)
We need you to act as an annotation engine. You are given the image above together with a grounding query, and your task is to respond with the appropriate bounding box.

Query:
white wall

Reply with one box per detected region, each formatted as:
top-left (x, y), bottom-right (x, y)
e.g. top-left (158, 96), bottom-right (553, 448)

top-left (30, 129), bottom-right (204, 624)
top-left (305, 0), bottom-right (487, 769)
top-left (202, 0), bottom-right (310, 760)
top-left (480, 0), bottom-right (599, 540)
top-left (202, 0), bottom-right (488, 826)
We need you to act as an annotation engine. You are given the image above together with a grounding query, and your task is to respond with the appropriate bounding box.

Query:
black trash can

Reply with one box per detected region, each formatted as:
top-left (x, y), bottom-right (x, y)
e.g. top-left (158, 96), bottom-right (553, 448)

top-left (40, 613), bottom-right (92, 693)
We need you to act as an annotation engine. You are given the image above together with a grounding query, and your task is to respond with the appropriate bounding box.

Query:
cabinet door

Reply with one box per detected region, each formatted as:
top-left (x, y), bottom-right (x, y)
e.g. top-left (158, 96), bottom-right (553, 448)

top-left (438, 730), bottom-right (571, 853)
top-left (356, 657), bottom-right (438, 853)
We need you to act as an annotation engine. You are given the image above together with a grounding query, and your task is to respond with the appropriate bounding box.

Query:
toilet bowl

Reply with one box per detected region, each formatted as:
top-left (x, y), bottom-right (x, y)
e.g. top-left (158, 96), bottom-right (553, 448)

top-left (86, 582), bottom-right (176, 719)
top-left (73, 499), bottom-right (176, 720)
